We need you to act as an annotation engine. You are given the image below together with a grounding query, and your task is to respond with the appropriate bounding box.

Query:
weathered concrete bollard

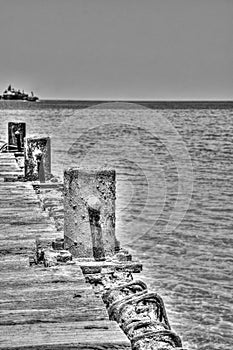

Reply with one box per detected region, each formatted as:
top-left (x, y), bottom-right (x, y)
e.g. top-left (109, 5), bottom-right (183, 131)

top-left (8, 122), bottom-right (26, 152)
top-left (24, 137), bottom-right (51, 182)
top-left (64, 169), bottom-right (117, 260)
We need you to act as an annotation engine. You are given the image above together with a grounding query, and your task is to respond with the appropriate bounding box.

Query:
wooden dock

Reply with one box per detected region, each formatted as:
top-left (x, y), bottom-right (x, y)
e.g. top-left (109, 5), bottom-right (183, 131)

top-left (0, 153), bottom-right (131, 349)
top-left (0, 153), bottom-right (23, 180)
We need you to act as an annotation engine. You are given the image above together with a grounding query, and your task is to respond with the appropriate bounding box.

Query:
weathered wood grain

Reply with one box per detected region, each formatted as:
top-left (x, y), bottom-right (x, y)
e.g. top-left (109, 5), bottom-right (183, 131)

top-left (0, 308), bottom-right (108, 325)
top-left (0, 223), bottom-right (58, 234)
top-left (0, 264), bottom-right (85, 286)
top-left (0, 231), bottom-right (59, 242)
top-left (0, 239), bottom-right (35, 255)
top-left (0, 321), bottom-right (131, 349)
top-left (0, 154), bottom-right (23, 178)
top-left (0, 285), bottom-right (109, 324)
top-left (0, 216), bottom-right (53, 225)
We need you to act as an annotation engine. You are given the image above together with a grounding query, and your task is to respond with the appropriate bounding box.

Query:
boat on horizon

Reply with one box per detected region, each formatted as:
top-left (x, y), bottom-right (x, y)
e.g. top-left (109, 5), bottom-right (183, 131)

top-left (0, 85), bottom-right (39, 101)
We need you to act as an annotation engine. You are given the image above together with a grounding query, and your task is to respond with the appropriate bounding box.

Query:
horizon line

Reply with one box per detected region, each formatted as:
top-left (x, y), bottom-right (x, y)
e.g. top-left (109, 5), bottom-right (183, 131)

top-left (36, 98), bottom-right (233, 102)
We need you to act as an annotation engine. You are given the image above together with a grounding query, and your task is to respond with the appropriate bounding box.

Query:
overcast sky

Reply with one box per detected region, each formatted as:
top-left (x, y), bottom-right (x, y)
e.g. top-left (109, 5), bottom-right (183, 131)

top-left (0, 0), bottom-right (232, 100)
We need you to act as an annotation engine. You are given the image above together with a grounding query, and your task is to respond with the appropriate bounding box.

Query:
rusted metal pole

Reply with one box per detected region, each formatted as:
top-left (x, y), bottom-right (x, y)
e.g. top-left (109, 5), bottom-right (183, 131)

top-left (63, 168), bottom-right (117, 259)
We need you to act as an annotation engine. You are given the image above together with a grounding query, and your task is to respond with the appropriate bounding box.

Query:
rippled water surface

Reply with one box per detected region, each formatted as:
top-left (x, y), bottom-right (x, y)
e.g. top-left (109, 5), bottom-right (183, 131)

top-left (0, 100), bottom-right (233, 350)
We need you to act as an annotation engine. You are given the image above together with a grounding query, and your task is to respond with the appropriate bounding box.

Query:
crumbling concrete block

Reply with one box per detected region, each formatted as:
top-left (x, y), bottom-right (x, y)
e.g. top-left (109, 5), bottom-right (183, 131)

top-left (35, 238), bottom-right (53, 263)
top-left (114, 248), bottom-right (132, 262)
top-left (8, 122), bottom-right (26, 152)
top-left (52, 238), bottom-right (64, 250)
top-left (85, 270), bottom-right (133, 295)
top-left (44, 249), bottom-right (72, 267)
top-left (64, 169), bottom-right (117, 260)
top-left (43, 250), bottom-right (58, 267)
top-left (29, 255), bottom-right (37, 266)
top-left (25, 137), bottom-right (51, 182)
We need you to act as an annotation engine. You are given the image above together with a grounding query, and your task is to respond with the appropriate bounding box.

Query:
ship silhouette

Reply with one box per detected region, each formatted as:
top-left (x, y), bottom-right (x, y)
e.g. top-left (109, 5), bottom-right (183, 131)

top-left (0, 85), bottom-right (39, 101)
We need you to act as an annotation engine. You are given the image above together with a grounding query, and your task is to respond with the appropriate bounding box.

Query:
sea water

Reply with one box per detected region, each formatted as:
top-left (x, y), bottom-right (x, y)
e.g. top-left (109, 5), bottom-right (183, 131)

top-left (0, 100), bottom-right (232, 350)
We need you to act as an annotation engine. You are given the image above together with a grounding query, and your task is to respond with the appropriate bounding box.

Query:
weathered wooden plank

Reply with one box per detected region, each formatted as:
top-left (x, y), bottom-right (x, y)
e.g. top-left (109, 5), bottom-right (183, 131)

top-left (0, 256), bottom-right (29, 269)
top-left (0, 223), bottom-right (58, 233)
top-left (0, 159), bottom-right (17, 162)
top-left (0, 216), bottom-right (53, 225)
top-left (0, 192), bottom-right (38, 197)
top-left (33, 182), bottom-right (64, 190)
top-left (0, 287), bottom-right (109, 324)
top-left (0, 162), bottom-right (21, 165)
top-left (0, 257), bottom-right (34, 272)
top-left (0, 173), bottom-right (22, 178)
top-left (0, 239), bottom-right (36, 255)
top-left (0, 201), bottom-right (41, 208)
top-left (0, 154), bottom-right (15, 158)
top-left (0, 187), bottom-right (35, 191)
top-left (0, 169), bottom-right (21, 172)
top-left (0, 238), bottom-right (61, 255)
top-left (0, 265), bottom-right (85, 286)
top-left (0, 168), bottom-right (22, 172)
top-left (0, 192), bottom-right (34, 197)
top-left (0, 169), bottom-right (22, 173)
top-left (0, 231), bottom-right (59, 242)
top-left (0, 158), bottom-right (18, 161)
top-left (0, 321), bottom-right (131, 349)
top-left (0, 282), bottom-right (93, 299)
top-left (0, 186), bottom-right (33, 191)
top-left (0, 183), bottom-right (32, 188)
top-left (0, 192), bottom-right (39, 197)
top-left (0, 185), bottom-right (31, 188)
top-left (0, 208), bottom-right (43, 214)
top-left (0, 206), bottom-right (46, 212)
top-left (0, 184), bottom-right (33, 189)
top-left (0, 256), bottom-right (79, 273)
top-left (0, 287), bottom-right (101, 309)
top-left (0, 199), bottom-right (39, 204)
top-left (0, 162), bottom-right (18, 166)
top-left (0, 307), bottom-right (108, 325)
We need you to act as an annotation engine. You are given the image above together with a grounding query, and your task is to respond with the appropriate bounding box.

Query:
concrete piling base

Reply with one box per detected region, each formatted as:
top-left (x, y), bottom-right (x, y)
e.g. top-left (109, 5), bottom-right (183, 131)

top-left (8, 122), bottom-right (26, 152)
top-left (25, 137), bottom-right (51, 182)
top-left (64, 169), bottom-right (117, 259)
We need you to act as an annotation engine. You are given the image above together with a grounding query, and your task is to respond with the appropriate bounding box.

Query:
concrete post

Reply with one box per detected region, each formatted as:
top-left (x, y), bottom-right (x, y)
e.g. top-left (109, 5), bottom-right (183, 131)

top-left (64, 169), bottom-right (116, 260)
top-left (25, 137), bottom-right (51, 182)
top-left (8, 122), bottom-right (26, 152)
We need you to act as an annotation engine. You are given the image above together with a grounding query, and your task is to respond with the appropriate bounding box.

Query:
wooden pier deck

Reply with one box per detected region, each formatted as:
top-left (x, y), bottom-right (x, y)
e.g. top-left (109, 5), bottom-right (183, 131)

top-left (0, 153), bottom-right (23, 180)
top-left (0, 154), bottom-right (131, 349)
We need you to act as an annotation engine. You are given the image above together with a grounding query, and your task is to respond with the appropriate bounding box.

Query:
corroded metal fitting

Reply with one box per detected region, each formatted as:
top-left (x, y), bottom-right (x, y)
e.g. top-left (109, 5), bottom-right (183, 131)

top-left (85, 270), bottom-right (134, 296)
top-left (131, 330), bottom-right (183, 350)
top-left (103, 280), bottom-right (147, 307)
top-left (108, 292), bottom-right (171, 330)
top-left (124, 320), bottom-right (169, 340)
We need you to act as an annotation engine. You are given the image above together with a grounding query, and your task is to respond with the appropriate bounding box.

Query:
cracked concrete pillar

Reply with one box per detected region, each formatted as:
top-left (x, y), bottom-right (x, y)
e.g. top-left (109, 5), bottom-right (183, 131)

top-left (8, 122), bottom-right (26, 152)
top-left (25, 137), bottom-right (51, 182)
top-left (64, 169), bottom-right (116, 260)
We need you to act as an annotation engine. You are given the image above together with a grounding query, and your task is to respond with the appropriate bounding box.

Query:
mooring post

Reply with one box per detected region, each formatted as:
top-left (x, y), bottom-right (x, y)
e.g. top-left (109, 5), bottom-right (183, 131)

top-left (64, 169), bottom-right (117, 260)
top-left (8, 122), bottom-right (26, 152)
top-left (24, 137), bottom-right (51, 182)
